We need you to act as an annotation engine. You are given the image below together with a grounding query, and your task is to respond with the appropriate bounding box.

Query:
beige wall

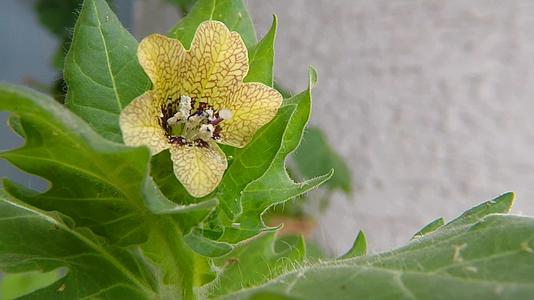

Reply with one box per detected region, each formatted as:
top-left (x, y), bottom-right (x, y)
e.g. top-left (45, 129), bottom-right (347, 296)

top-left (136, 0), bottom-right (534, 254)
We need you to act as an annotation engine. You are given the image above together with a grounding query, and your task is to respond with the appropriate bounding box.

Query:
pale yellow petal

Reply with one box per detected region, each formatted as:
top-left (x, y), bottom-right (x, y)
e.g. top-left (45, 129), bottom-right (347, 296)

top-left (170, 143), bottom-right (227, 197)
top-left (138, 34), bottom-right (186, 100)
top-left (218, 83), bottom-right (283, 148)
top-left (184, 21), bottom-right (248, 108)
top-left (119, 91), bottom-right (169, 154)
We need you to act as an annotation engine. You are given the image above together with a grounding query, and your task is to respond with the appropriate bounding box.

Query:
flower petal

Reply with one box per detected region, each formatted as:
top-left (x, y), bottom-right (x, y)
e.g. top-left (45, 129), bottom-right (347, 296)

top-left (219, 83), bottom-right (283, 148)
top-left (119, 91), bottom-right (169, 154)
top-left (138, 34), bottom-right (186, 98)
top-left (184, 21), bottom-right (248, 108)
top-left (170, 143), bottom-right (227, 198)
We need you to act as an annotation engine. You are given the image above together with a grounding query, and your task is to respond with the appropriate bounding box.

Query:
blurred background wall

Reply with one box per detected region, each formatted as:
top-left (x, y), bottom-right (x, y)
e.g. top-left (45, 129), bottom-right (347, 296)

top-left (3, 0), bottom-right (534, 255)
top-left (248, 0), bottom-right (534, 254)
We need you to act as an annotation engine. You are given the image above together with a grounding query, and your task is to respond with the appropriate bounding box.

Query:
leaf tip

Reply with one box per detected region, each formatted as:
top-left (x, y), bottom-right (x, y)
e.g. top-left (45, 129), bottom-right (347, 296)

top-left (498, 191), bottom-right (515, 212)
top-left (307, 66), bottom-right (318, 89)
top-left (339, 229), bottom-right (366, 259)
top-left (412, 217), bottom-right (445, 239)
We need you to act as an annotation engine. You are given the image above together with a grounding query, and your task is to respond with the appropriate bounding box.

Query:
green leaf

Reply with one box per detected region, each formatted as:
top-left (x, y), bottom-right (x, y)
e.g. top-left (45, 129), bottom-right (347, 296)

top-left (244, 16), bottom-right (277, 86)
top-left (143, 177), bottom-right (218, 215)
top-left (412, 217), bottom-right (445, 239)
top-left (0, 83), bottom-right (152, 245)
top-left (167, 0), bottom-right (257, 49)
top-left (220, 193), bottom-right (534, 300)
top-left (217, 67), bottom-right (332, 243)
top-left (209, 232), bottom-right (306, 297)
top-left (64, 0), bottom-right (149, 142)
top-left (292, 127), bottom-right (352, 194)
top-left (445, 192), bottom-right (514, 228)
top-left (1, 269), bottom-right (61, 300)
top-left (339, 230), bottom-right (366, 259)
top-left (184, 229), bottom-right (233, 257)
top-left (0, 191), bottom-right (157, 299)
top-left (216, 105), bottom-right (294, 220)
top-left (411, 193), bottom-right (513, 239)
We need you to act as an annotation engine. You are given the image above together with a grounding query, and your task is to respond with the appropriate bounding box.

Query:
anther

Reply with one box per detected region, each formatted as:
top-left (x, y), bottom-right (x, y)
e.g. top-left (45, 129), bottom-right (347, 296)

top-left (219, 109), bottom-right (233, 120)
top-left (205, 108), bottom-right (215, 121)
top-left (179, 95), bottom-right (192, 117)
top-left (210, 108), bottom-right (232, 126)
top-left (200, 124), bottom-right (215, 135)
top-left (167, 111), bottom-right (185, 125)
top-left (168, 136), bottom-right (187, 145)
top-left (194, 139), bottom-right (209, 148)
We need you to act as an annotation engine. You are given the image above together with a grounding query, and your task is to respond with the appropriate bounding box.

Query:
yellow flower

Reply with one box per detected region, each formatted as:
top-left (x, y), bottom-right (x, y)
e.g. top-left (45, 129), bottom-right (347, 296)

top-left (120, 21), bottom-right (282, 198)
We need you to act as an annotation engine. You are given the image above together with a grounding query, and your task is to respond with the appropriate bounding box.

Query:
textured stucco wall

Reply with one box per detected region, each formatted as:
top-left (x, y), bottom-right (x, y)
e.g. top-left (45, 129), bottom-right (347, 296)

top-left (245, 1), bottom-right (534, 254)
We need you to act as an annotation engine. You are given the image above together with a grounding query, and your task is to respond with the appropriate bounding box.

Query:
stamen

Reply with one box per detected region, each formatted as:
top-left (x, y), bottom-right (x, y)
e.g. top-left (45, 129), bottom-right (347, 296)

top-left (199, 124), bottom-right (215, 137)
top-left (168, 136), bottom-right (187, 145)
top-left (167, 111), bottom-right (184, 125)
top-left (161, 96), bottom-right (231, 147)
top-left (167, 116), bottom-right (178, 125)
top-left (179, 95), bottom-right (192, 118)
top-left (205, 109), bottom-right (215, 121)
top-left (219, 109), bottom-right (233, 120)
top-left (194, 139), bottom-right (209, 148)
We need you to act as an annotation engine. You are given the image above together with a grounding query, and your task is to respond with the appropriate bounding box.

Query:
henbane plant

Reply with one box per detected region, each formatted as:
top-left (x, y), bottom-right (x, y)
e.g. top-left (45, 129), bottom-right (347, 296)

top-left (1, 0), bottom-right (534, 299)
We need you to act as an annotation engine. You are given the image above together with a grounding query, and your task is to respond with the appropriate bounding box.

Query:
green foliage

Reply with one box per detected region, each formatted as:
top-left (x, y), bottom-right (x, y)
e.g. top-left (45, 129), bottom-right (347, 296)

top-left (1, 270), bottom-right (61, 300)
top-left (33, 0), bottom-right (118, 101)
top-left (221, 69), bottom-right (332, 240)
top-left (220, 193), bottom-right (534, 300)
top-left (1, 83), bottom-right (152, 245)
top-left (244, 16), bottom-right (277, 86)
top-left (412, 217), bottom-right (445, 239)
top-left (339, 230), bottom-right (366, 259)
top-left (0, 191), bottom-right (157, 299)
top-left (1, 0), bottom-right (330, 297)
top-left (168, 0), bottom-right (256, 49)
top-left (209, 232), bottom-right (306, 297)
top-left (2, 0), bottom-right (532, 299)
top-left (64, 0), bottom-right (149, 142)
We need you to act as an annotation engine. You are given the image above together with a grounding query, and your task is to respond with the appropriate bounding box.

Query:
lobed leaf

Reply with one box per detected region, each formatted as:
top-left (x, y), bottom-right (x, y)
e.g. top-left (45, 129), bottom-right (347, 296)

top-left (220, 193), bottom-right (534, 300)
top-left (0, 191), bottom-right (156, 299)
top-left (0, 83), bottom-right (212, 297)
top-left (217, 67), bottom-right (332, 243)
top-left (0, 83), bottom-right (152, 245)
